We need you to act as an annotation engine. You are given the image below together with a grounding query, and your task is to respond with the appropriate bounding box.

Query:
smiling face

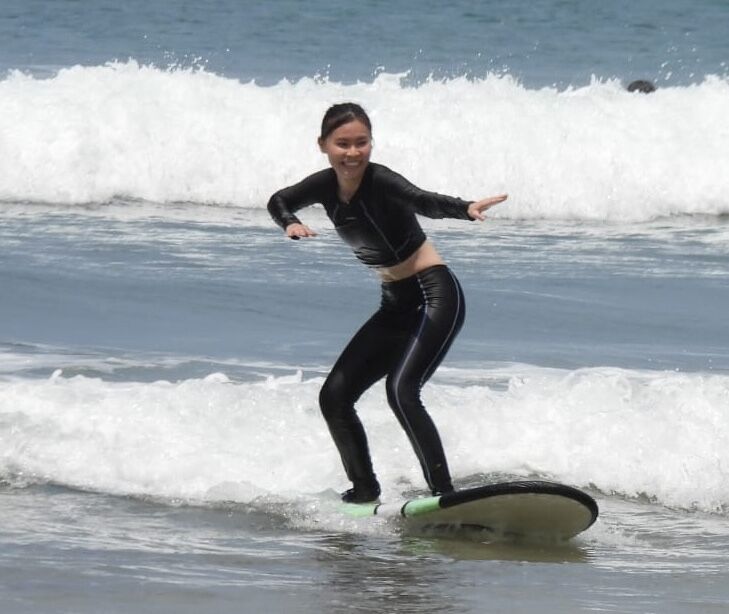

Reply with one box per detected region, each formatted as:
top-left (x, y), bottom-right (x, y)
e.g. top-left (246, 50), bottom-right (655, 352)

top-left (318, 119), bottom-right (373, 186)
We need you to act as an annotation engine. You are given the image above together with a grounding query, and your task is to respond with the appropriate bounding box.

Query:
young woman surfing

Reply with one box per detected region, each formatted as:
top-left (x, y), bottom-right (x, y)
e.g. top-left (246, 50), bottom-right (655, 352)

top-left (268, 103), bottom-right (507, 503)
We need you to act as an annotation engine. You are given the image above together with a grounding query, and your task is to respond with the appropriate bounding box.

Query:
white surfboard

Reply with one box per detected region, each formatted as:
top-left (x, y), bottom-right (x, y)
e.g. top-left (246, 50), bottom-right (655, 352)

top-left (342, 480), bottom-right (598, 540)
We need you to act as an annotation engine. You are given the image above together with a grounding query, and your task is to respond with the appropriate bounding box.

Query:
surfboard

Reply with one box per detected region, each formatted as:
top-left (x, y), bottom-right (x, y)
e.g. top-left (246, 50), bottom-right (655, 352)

top-left (341, 480), bottom-right (598, 540)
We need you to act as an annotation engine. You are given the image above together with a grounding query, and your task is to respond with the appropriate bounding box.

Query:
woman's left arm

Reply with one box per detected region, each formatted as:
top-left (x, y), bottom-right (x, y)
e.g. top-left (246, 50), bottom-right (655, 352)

top-left (377, 165), bottom-right (506, 220)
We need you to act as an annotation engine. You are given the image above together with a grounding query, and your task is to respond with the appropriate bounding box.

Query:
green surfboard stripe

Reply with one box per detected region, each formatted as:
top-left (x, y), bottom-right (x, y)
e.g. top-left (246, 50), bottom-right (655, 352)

top-left (401, 496), bottom-right (441, 517)
top-left (340, 502), bottom-right (380, 517)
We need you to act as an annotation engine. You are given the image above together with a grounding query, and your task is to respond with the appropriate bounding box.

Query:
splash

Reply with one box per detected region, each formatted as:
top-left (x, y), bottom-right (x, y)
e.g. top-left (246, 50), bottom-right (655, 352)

top-left (1, 62), bottom-right (728, 220)
top-left (1, 365), bottom-right (728, 512)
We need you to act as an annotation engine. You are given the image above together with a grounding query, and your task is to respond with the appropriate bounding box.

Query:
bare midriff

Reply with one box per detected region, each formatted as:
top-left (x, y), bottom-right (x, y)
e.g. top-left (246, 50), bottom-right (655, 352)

top-left (376, 241), bottom-right (445, 282)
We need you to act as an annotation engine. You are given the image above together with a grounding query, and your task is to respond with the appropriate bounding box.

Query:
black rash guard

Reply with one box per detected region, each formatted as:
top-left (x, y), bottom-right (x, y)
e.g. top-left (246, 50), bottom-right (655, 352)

top-left (267, 162), bottom-right (474, 267)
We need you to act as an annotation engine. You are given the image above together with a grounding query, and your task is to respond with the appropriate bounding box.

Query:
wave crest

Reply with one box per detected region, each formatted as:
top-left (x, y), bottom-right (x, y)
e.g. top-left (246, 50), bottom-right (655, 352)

top-left (1, 61), bottom-right (728, 220)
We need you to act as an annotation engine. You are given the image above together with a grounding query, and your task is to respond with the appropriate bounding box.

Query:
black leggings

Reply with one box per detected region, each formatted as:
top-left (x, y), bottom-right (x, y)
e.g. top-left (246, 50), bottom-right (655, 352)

top-left (319, 264), bottom-right (465, 495)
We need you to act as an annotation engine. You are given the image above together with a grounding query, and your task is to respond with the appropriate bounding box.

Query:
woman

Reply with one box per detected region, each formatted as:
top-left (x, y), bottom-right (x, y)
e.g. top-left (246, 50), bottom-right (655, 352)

top-left (268, 103), bottom-right (507, 503)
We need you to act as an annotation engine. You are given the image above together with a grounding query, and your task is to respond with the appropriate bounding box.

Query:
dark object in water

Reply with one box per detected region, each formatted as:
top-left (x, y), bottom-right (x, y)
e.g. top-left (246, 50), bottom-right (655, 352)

top-left (627, 79), bottom-right (657, 94)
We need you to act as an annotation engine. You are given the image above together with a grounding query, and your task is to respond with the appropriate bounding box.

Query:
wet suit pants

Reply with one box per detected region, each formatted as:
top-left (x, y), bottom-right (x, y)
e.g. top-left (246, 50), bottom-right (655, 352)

top-left (319, 264), bottom-right (465, 495)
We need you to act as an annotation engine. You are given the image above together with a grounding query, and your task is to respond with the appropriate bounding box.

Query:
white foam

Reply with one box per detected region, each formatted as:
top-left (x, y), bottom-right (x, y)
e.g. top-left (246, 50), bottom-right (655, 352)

top-left (1, 365), bottom-right (728, 512)
top-left (1, 62), bottom-right (728, 221)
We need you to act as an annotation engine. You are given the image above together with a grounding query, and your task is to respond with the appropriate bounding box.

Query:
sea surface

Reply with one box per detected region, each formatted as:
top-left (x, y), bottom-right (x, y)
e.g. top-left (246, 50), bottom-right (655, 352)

top-left (1, 1), bottom-right (729, 613)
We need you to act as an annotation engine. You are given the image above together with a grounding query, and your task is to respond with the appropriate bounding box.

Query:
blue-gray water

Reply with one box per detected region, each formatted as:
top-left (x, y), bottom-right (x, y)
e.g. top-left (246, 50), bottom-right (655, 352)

top-left (3, 0), bottom-right (728, 86)
top-left (2, 2), bottom-right (729, 613)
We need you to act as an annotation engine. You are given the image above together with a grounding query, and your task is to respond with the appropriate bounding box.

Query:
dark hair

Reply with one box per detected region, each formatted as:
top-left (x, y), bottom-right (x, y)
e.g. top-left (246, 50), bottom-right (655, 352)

top-left (627, 80), bottom-right (656, 94)
top-left (320, 103), bottom-right (372, 140)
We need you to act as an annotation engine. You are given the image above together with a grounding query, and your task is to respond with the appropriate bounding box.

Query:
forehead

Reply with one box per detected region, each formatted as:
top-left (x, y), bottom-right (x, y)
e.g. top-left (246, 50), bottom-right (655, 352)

top-left (329, 120), bottom-right (371, 140)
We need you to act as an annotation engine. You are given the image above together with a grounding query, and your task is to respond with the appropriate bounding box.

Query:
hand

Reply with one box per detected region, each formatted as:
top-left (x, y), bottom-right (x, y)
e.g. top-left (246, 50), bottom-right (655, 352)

top-left (285, 223), bottom-right (318, 240)
top-left (467, 194), bottom-right (508, 221)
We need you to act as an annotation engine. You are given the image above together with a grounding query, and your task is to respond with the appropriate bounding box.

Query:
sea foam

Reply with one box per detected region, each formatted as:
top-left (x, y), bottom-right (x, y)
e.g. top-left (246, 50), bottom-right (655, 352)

top-left (1, 61), bottom-right (728, 221)
top-left (1, 365), bottom-right (728, 513)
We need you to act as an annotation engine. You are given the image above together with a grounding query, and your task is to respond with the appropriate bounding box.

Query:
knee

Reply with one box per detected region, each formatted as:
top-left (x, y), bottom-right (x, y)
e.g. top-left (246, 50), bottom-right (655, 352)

top-left (319, 371), bottom-right (350, 420)
top-left (385, 376), bottom-right (421, 414)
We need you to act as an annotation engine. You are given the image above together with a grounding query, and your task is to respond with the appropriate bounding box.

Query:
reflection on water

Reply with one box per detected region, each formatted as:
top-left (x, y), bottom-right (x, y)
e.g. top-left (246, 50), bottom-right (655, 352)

top-left (399, 533), bottom-right (590, 563)
top-left (312, 533), bottom-right (461, 613)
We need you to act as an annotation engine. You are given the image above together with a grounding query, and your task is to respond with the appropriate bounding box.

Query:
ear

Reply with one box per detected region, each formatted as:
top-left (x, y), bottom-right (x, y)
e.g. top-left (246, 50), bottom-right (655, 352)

top-left (317, 137), bottom-right (326, 153)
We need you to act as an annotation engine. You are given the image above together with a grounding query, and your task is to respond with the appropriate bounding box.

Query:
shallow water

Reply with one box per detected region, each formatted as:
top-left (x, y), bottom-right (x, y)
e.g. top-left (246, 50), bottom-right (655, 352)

top-left (3, 203), bottom-right (729, 612)
top-left (2, 483), bottom-right (729, 614)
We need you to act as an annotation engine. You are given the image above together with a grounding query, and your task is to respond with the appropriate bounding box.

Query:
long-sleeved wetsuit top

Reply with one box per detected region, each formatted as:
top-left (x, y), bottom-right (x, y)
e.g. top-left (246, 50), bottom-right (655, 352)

top-left (267, 163), bottom-right (474, 268)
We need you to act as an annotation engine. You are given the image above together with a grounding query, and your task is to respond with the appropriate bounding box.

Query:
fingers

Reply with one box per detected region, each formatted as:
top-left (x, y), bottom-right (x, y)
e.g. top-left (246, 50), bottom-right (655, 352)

top-left (468, 194), bottom-right (508, 221)
top-left (468, 204), bottom-right (486, 221)
top-left (285, 223), bottom-right (318, 240)
top-left (481, 193), bottom-right (508, 208)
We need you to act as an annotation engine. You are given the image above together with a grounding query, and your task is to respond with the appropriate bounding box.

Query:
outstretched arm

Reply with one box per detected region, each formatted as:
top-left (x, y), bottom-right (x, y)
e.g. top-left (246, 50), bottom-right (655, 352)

top-left (467, 194), bottom-right (508, 221)
top-left (376, 165), bottom-right (506, 221)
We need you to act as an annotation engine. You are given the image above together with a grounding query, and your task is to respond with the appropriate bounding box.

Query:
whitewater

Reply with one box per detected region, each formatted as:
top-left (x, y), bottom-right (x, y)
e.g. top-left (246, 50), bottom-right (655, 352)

top-left (1, 61), bottom-right (729, 220)
top-left (2, 364), bottom-right (729, 515)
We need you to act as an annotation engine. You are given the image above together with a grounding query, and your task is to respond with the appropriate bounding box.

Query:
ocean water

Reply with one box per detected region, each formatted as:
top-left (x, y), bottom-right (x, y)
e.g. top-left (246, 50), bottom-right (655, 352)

top-left (2, 1), bottom-right (729, 613)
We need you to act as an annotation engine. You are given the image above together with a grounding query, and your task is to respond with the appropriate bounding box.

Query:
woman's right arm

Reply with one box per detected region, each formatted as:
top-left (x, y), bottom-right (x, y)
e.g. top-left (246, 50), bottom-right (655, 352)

top-left (267, 170), bottom-right (329, 239)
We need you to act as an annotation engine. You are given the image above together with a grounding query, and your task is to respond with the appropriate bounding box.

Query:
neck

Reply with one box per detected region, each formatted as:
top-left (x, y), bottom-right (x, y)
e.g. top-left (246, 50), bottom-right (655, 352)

top-left (337, 178), bottom-right (360, 203)
top-left (334, 164), bottom-right (368, 203)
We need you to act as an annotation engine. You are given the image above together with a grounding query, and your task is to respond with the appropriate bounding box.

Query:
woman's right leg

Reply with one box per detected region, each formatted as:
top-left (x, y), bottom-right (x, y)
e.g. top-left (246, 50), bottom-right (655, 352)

top-left (319, 310), bottom-right (408, 501)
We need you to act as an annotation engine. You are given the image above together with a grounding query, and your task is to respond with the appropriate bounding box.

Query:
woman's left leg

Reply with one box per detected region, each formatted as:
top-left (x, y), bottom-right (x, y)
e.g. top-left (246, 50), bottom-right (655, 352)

top-left (385, 265), bottom-right (466, 495)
